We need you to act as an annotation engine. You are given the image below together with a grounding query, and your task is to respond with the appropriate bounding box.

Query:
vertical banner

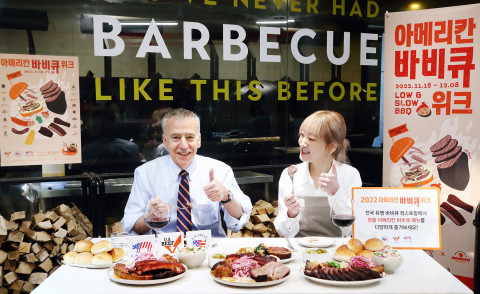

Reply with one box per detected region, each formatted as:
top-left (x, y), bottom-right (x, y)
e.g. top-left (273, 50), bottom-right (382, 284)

top-left (0, 53), bottom-right (81, 166)
top-left (384, 4), bottom-right (480, 288)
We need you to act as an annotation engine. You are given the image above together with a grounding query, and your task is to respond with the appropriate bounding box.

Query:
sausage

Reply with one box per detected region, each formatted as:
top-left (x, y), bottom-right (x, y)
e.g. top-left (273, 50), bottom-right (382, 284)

top-left (12, 127), bottom-right (30, 134)
top-left (10, 116), bottom-right (34, 127)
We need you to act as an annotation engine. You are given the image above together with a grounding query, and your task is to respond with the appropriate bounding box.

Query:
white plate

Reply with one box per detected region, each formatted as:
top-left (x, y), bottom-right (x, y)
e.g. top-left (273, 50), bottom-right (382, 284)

top-left (304, 272), bottom-right (385, 286)
top-left (277, 256), bottom-right (294, 264)
top-left (296, 237), bottom-right (336, 248)
top-left (107, 265), bottom-right (188, 285)
top-left (211, 273), bottom-right (289, 287)
top-left (62, 259), bottom-right (123, 269)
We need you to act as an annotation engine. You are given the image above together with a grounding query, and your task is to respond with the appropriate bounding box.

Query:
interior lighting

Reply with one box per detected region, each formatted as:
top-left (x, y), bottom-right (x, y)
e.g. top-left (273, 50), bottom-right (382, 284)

top-left (256, 19), bottom-right (295, 25)
top-left (120, 21), bottom-right (178, 26)
top-left (409, 3), bottom-right (422, 10)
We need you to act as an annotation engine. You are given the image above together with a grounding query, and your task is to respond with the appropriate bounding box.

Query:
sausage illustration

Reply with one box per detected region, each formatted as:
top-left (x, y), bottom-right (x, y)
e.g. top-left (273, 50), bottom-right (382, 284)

top-left (12, 127), bottom-right (30, 134)
top-left (10, 116), bottom-right (34, 127)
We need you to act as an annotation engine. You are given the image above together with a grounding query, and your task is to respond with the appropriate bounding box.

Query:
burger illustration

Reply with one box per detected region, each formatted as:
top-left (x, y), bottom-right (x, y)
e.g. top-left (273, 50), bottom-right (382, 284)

top-left (390, 136), bottom-right (433, 187)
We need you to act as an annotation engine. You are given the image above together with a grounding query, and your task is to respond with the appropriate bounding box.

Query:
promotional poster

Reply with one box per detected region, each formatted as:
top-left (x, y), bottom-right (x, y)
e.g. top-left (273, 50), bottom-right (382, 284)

top-left (0, 53), bottom-right (81, 166)
top-left (383, 4), bottom-right (480, 286)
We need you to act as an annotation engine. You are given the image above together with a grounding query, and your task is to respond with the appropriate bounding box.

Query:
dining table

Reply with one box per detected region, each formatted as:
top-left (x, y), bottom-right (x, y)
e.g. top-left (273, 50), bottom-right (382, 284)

top-left (31, 237), bottom-right (473, 294)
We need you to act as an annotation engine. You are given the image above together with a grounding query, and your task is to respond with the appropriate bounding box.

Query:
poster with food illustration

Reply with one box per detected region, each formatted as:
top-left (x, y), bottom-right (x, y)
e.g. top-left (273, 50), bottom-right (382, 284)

top-left (0, 53), bottom-right (81, 166)
top-left (384, 4), bottom-right (479, 287)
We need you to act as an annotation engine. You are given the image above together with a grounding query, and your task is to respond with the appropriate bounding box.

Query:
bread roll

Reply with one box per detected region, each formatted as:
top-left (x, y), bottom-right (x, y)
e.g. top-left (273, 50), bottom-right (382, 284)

top-left (63, 251), bottom-right (77, 264)
top-left (347, 238), bottom-right (364, 254)
top-left (75, 252), bottom-right (94, 265)
top-left (364, 238), bottom-right (385, 251)
top-left (91, 240), bottom-right (113, 254)
top-left (109, 248), bottom-right (125, 262)
top-left (335, 245), bottom-right (356, 262)
top-left (74, 240), bottom-right (94, 252)
top-left (357, 249), bottom-right (373, 258)
top-left (92, 252), bottom-right (113, 266)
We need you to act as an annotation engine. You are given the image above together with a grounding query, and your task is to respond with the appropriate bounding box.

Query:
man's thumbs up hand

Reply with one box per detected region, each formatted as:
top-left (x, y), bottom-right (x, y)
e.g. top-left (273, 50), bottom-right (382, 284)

top-left (203, 168), bottom-right (229, 203)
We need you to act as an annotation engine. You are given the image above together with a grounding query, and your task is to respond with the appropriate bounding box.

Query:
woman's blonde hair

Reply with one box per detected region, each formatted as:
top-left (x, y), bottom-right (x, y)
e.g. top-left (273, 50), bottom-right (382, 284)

top-left (299, 110), bottom-right (350, 163)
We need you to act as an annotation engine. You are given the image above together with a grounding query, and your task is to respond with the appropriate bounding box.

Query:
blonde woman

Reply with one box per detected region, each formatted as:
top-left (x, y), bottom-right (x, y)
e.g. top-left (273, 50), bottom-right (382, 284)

top-left (274, 111), bottom-right (362, 237)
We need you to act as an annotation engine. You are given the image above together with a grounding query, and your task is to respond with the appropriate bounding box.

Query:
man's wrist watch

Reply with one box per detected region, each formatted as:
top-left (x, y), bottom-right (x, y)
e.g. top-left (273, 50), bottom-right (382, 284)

top-left (221, 190), bottom-right (233, 204)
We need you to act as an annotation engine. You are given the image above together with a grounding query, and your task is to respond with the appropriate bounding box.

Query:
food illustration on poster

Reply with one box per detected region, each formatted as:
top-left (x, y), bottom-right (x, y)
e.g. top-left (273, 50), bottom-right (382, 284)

top-left (0, 53), bottom-right (82, 166)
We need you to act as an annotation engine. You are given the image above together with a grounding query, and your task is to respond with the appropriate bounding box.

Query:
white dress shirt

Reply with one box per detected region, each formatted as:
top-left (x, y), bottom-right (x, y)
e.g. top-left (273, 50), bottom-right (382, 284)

top-left (121, 155), bottom-right (253, 237)
top-left (274, 160), bottom-right (362, 237)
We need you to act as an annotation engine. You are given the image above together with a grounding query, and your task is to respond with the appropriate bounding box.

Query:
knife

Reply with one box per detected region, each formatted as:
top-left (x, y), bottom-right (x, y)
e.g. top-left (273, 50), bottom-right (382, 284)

top-left (284, 237), bottom-right (298, 252)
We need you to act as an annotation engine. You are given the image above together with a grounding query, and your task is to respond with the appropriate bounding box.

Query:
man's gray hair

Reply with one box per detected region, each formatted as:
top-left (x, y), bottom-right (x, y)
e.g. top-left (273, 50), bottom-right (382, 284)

top-left (161, 108), bottom-right (201, 135)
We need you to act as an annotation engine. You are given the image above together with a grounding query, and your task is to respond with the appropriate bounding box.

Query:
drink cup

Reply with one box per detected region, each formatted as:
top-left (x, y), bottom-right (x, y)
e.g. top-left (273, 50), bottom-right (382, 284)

top-left (111, 232), bottom-right (129, 250)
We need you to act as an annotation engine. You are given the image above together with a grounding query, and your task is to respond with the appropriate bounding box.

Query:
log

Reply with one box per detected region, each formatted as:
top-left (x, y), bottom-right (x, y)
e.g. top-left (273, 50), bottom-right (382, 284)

top-left (19, 223), bottom-right (36, 241)
top-left (15, 261), bottom-right (35, 275)
top-left (28, 272), bottom-right (48, 285)
top-left (245, 221), bottom-right (254, 230)
top-left (52, 217), bottom-right (66, 231)
top-left (252, 223), bottom-right (268, 233)
top-left (0, 250), bottom-right (7, 264)
top-left (53, 238), bottom-right (63, 246)
top-left (252, 214), bottom-right (270, 223)
top-left (3, 260), bottom-right (17, 271)
top-left (6, 221), bottom-right (19, 231)
top-left (7, 231), bottom-right (24, 243)
top-left (261, 232), bottom-right (271, 238)
top-left (0, 266), bottom-right (3, 283)
top-left (9, 279), bottom-right (25, 292)
top-left (0, 287), bottom-right (7, 294)
top-left (4, 271), bottom-right (18, 284)
top-left (24, 253), bottom-right (37, 263)
top-left (31, 243), bottom-right (42, 254)
top-left (0, 216), bottom-right (7, 236)
top-left (60, 243), bottom-right (68, 255)
top-left (243, 230), bottom-right (254, 237)
top-left (38, 258), bottom-right (53, 273)
top-left (7, 250), bottom-right (20, 261)
top-left (44, 211), bottom-right (59, 223)
top-left (53, 228), bottom-right (67, 239)
top-left (36, 250), bottom-right (49, 263)
top-left (34, 231), bottom-right (52, 242)
top-left (72, 204), bottom-right (93, 237)
top-left (22, 281), bottom-right (35, 293)
top-left (32, 212), bottom-right (45, 224)
top-left (42, 241), bottom-right (54, 252)
top-left (66, 220), bottom-right (78, 236)
top-left (18, 242), bottom-right (31, 254)
top-left (10, 211), bottom-right (26, 222)
top-left (35, 221), bottom-right (53, 231)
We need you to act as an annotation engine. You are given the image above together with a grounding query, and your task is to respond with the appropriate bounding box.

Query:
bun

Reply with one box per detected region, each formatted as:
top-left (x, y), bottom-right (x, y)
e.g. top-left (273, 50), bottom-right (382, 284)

top-left (364, 238), bottom-right (385, 251)
top-left (390, 137), bottom-right (414, 163)
top-left (335, 245), bottom-right (356, 262)
top-left (109, 248), bottom-right (125, 262)
top-left (63, 251), bottom-right (77, 264)
top-left (357, 249), bottom-right (373, 258)
top-left (74, 240), bottom-right (94, 252)
top-left (92, 252), bottom-right (113, 266)
top-left (347, 238), bottom-right (364, 254)
top-left (75, 252), bottom-right (94, 265)
top-left (91, 240), bottom-right (113, 254)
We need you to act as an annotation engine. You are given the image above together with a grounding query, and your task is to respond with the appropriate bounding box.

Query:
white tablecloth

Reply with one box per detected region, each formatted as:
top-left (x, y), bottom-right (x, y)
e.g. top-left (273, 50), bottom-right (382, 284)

top-left (32, 237), bottom-right (473, 294)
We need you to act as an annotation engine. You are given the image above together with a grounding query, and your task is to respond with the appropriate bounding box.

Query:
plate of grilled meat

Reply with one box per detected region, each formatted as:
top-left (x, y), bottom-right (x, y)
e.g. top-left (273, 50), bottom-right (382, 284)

top-left (303, 260), bottom-right (385, 286)
top-left (210, 253), bottom-right (290, 287)
top-left (109, 256), bottom-right (188, 285)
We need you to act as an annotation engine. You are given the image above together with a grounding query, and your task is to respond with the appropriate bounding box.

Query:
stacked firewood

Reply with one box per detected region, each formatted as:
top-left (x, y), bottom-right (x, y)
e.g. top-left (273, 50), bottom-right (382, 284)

top-left (228, 200), bottom-right (280, 238)
top-left (0, 204), bottom-right (92, 293)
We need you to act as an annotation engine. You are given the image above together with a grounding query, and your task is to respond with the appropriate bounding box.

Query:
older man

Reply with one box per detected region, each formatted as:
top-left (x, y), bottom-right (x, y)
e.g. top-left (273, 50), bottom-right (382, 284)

top-left (121, 108), bottom-right (252, 237)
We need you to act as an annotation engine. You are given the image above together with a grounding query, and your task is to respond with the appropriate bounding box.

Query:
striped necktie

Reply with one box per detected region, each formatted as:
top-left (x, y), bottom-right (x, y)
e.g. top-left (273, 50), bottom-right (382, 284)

top-left (177, 170), bottom-right (192, 232)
